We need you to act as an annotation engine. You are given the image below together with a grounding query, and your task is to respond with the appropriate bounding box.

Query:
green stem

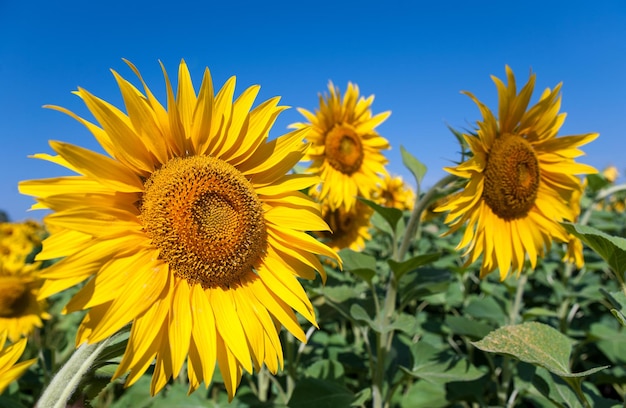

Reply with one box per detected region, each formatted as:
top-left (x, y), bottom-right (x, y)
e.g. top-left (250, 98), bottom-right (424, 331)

top-left (509, 273), bottom-right (528, 325)
top-left (397, 174), bottom-right (457, 261)
top-left (499, 273), bottom-right (528, 404)
top-left (37, 337), bottom-right (112, 408)
top-left (372, 174), bottom-right (458, 408)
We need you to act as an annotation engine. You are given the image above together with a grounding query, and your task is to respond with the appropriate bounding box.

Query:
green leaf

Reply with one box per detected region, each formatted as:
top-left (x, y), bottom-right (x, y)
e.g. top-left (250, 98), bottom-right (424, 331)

top-left (464, 296), bottom-right (507, 326)
top-left (338, 249), bottom-right (377, 283)
top-left (388, 252), bottom-right (441, 280)
top-left (472, 322), bottom-right (608, 378)
top-left (288, 378), bottom-right (354, 408)
top-left (400, 381), bottom-right (448, 408)
top-left (600, 288), bottom-right (626, 327)
top-left (401, 145), bottom-right (427, 185)
top-left (445, 316), bottom-right (493, 339)
top-left (349, 304), bottom-right (373, 325)
top-left (403, 341), bottom-right (486, 384)
top-left (562, 222), bottom-right (626, 275)
top-left (359, 198), bottom-right (403, 233)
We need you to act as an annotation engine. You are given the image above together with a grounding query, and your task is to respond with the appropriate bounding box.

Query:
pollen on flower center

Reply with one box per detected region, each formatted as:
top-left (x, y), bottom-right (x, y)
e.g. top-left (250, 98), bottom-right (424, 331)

top-left (0, 277), bottom-right (29, 317)
top-left (482, 134), bottom-right (540, 220)
top-left (325, 125), bottom-right (364, 175)
top-left (140, 155), bottom-right (267, 289)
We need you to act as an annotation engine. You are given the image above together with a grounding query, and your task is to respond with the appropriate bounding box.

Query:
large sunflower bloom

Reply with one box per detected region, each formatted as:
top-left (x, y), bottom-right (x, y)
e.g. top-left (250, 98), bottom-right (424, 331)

top-left (0, 221), bottom-right (50, 342)
top-left (291, 82), bottom-right (390, 210)
top-left (436, 66), bottom-right (598, 279)
top-left (19, 60), bottom-right (340, 399)
top-left (0, 331), bottom-right (36, 393)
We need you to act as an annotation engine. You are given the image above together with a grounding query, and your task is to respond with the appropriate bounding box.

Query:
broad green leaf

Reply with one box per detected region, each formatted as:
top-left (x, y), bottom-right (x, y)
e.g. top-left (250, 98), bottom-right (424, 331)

top-left (464, 296), bottom-right (507, 326)
top-left (399, 268), bottom-right (452, 302)
top-left (337, 249), bottom-right (377, 283)
top-left (403, 341), bottom-right (486, 384)
top-left (351, 389), bottom-right (372, 407)
top-left (349, 304), bottom-right (373, 325)
top-left (531, 367), bottom-right (620, 408)
top-left (389, 312), bottom-right (421, 336)
top-left (562, 222), bottom-right (626, 275)
top-left (400, 380), bottom-right (448, 408)
top-left (338, 248), bottom-right (376, 272)
top-left (445, 315), bottom-right (493, 339)
top-left (401, 145), bottom-right (427, 185)
top-left (359, 198), bottom-right (403, 233)
top-left (305, 359), bottom-right (345, 381)
top-left (472, 322), bottom-right (608, 378)
top-left (589, 322), bottom-right (626, 364)
top-left (388, 252), bottom-right (441, 280)
top-left (287, 378), bottom-right (354, 408)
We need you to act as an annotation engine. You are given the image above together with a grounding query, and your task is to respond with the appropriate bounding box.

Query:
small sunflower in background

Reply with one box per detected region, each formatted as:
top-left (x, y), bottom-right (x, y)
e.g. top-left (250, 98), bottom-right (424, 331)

top-left (0, 331), bottom-right (36, 393)
top-left (374, 174), bottom-right (415, 211)
top-left (436, 66), bottom-right (598, 280)
top-left (20, 60), bottom-right (340, 399)
top-left (0, 221), bottom-right (50, 342)
top-left (601, 165), bottom-right (620, 183)
top-left (291, 82), bottom-right (391, 211)
top-left (317, 200), bottom-right (373, 252)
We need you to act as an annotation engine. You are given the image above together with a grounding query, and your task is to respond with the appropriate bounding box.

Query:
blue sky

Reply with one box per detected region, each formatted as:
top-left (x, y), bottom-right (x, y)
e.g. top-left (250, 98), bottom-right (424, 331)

top-left (1, 1), bottom-right (625, 222)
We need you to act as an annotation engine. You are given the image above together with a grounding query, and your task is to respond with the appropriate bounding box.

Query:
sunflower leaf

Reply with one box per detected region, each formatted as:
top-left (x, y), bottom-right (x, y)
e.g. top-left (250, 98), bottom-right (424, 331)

top-left (472, 322), bottom-right (608, 378)
top-left (562, 222), bottom-right (626, 275)
top-left (400, 145), bottom-right (427, 185)
top-left (359, 198), bottom-right (403, 233)
top-left (402, 341), bottom-right (486, 384)
top-left (338, 249), bottom-right (377, 283)
top-left (388, 252), bottom-right (441, 280)
top-left (287, 378), bottom-right (354, 408)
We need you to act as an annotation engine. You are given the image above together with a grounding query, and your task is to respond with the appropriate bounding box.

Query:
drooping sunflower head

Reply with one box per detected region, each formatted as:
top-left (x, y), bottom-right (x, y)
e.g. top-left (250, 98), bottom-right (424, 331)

top-left (19, 60), bottom-right (340, 399)
top-left (374, 174), bottom-right (415, 211)
top-left (0, 221), bottom-right (50, 342)
top-left (316, 199), bottom-right (373, 252)
top-left (436, 66), bottom-right (598, 280)
top-left (291, 81), bottom-right (391, 210)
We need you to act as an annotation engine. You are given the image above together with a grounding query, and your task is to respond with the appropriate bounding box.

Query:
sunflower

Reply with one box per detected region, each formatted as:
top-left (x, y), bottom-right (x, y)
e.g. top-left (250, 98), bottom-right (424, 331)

top-left (317, 200), bottom-right (373, 252)
top-left (19, 60), bottom-right (340, 399)
top-left (374, 175), bottom-right (415, 211)
top-left (291, 82), bottom-right (390, 211)
top-left (436, 66), bottom-right (598, 279)
top-left (0, 331), bottom-right (36, 393)
top-left (0, 221), bottom-right (50, 342)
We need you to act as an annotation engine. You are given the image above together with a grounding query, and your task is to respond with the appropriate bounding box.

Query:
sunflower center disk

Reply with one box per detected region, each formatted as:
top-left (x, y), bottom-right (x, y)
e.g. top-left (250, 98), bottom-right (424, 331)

top-left (0, 276), bottom-right (29, 317)
top-left (140, 156), bottom-right (267, 289)
top-left (325, 125), bottom-right (364, 175)
top-left (482, 134), bottom-right (540, 220)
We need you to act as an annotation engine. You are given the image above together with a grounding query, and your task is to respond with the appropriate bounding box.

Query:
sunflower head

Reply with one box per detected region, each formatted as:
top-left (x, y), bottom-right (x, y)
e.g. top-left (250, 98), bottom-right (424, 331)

top-left (436, 66), bottom-right (598, 279)
top-left (0, 221), bottom-right (50, 342)
top-left (317, 199), bottom-right (373, 252)
top-left (291, 82), bottom-right (391, 210)
top-left (374, 175), bottom-right (415, 211)
top-left (19, 60), bottom-right (340, 399)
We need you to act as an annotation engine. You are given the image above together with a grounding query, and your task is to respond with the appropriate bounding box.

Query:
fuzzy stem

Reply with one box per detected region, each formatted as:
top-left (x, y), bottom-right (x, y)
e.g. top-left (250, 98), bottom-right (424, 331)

top-left (37, 337), bottom-right (112, 408)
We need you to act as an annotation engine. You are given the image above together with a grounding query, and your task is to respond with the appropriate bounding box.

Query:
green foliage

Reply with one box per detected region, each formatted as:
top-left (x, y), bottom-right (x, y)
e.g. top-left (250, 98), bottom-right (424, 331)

top-left (6, 165), bottom-right (626, 408)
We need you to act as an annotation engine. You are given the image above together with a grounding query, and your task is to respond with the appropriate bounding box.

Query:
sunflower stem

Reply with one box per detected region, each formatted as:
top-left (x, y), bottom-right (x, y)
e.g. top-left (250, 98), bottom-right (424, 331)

top-left (397, 174), bottom-right (457, 261)
top-left (36, 337), bottom-right (112, 408)
top-left (372, 174), bottom-right (459, 408)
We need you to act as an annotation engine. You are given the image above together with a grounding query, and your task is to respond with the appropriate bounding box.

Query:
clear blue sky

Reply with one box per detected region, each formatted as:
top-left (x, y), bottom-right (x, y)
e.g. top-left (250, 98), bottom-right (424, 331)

top-left (1, 1), bottom-right (625, 222)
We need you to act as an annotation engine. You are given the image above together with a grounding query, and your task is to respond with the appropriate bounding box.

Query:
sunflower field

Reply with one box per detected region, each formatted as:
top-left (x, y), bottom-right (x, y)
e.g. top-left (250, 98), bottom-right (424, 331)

top-left (2, 62), bottom-right (626, 408)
